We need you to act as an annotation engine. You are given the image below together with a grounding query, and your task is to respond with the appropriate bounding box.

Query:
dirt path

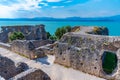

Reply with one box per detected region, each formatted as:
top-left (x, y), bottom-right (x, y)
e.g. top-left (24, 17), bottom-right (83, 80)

top-left (0, 48), bottom-right (105, 80)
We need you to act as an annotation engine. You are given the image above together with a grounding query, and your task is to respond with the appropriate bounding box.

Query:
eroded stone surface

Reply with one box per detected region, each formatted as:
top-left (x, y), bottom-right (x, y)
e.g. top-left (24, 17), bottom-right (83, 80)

top-left (0, 24), bottom-right (47, 43)
top-left (54, 32), bottom-right (120, 80)
top-left (10, 68), bottom-right (51, 80)
top-left (0, 56), bottom-right (30, 79)
top-left (0, 56), bottom-right (17, 79)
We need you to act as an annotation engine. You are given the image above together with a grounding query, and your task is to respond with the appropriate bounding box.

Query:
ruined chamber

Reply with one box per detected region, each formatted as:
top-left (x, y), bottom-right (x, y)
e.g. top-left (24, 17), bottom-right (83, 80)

top-left (0, 24), bottom-right (47, 43)
top-left (54, 32), bottom-right (120, 80)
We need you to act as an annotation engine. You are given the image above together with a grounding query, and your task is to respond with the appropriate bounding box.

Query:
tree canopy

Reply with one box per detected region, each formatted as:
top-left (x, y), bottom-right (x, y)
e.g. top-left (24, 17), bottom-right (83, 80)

top-left (55, 25), bottom-right (71, 39)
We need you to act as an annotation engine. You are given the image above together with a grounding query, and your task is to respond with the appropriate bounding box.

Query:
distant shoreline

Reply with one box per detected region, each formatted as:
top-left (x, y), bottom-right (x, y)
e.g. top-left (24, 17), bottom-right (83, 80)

top-left (0, 21), bottom-right (120, 36)
top-left (0, 19), bottom-right (117, 22)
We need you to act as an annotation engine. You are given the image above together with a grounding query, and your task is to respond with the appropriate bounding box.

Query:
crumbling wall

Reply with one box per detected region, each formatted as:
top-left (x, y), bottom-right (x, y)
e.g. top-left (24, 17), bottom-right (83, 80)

top-left (10, 68), bottom-right (51, 80)
top-left (0, 56), bottom-right (29, 79)
top-left (11, 40), bottom-right (45, 59)
top-left (0, 56), bottom-right (51, 80)
top-left (54, 33), bottom-right (120, 80)
top-left (0, 24), bottom-right (47, 43)
top-left (0, 56), bottom-right (17, 79)
top-left (0, 42), bottom-right (11, 50)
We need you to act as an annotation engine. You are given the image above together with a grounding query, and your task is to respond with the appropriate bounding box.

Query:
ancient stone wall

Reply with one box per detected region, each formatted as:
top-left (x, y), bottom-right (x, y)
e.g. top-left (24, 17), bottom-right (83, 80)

top-left (0, 55), bottom-right (51, 80)
top-left (10, 40), bottom-right (53, 59)
top-left (0, 42), bottom-right (11, 50)
top-left (0, 56), bottom-right (17, 79)
top-left (11, 40), bottom-right (43, 59)
top-left (0, 24), bottom-right (47, 43)
top-left (54, 32), bottom-right (120, 80)
top-left (10, 68), bottom-right (51, 80)
top-left (31, 40), bottom-right (53, 48)
top-left (0, 56), bottom-right (29, 79)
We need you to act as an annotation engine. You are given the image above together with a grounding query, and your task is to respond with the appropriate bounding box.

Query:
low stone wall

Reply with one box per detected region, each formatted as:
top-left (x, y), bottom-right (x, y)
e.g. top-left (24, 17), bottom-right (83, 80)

top-left (10, 68), bottom-right (51, 80)
top-left (0, 56), bottom-right (29, 79)
top-left (11, 40), bottom-right (44, 59)
top-left (0, 42), bottom-right (11, 50)
top-left (31, 40), bottom-right (53, 48)
top-left (36, 43), bottom-right (56, 55)
top-left (0, 56), bottom-right (17, 79)
top-left (54, 32), bottom-right (120, 80)
top-left (0, 55), bottom-right (51, 80)
top-left (0, 39), bottom-right (53, 59)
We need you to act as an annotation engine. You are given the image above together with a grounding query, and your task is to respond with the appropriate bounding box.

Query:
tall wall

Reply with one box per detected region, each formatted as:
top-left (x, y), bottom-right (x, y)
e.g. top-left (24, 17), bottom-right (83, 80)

top-left (54, 32), bottom-right (120, 80)
top-left (0, 24), bottom-right (47, 43)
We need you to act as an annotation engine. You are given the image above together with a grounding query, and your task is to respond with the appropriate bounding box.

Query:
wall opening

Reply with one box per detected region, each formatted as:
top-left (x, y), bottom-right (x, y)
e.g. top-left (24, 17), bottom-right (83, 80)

top-left (102, 51), bottom-right (118, 74)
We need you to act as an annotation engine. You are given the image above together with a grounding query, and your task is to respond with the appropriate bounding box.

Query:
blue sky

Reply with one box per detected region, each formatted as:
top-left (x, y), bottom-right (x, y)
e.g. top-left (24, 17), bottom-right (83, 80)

top-left (0, 0), bottom-right (120, 18)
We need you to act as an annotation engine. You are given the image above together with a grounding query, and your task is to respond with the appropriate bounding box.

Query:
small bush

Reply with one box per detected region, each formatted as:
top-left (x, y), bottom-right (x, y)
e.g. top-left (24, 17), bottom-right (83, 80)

top-left (55, 25), bottom-right (71, 39)
top-left (93, 27), bottom-right (101, 34)
top-left (49, 35), bottom-right (57, 41)
top-left (46, 32), bottom-right (51, 39)
top-left (9, 31), bottom-right (24, 41)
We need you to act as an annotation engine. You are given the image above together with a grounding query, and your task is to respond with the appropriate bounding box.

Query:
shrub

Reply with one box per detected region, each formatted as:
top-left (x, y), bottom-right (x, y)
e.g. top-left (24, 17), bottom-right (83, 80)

top-left (55, 25), bottom-right (71, 39)
top-left (93, 27), bottom-right (101, 34)
top-left (46, 32), bottom-right (51, 39)
top-left (9, 31), bottom-right (24, 41)
top-left (49, 35), bottom-right (57, 41)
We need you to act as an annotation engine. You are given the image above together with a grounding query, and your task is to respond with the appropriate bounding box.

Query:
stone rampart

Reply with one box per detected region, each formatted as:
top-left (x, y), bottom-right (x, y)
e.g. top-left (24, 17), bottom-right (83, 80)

top-left (54, 32), bottom-right (120, 80)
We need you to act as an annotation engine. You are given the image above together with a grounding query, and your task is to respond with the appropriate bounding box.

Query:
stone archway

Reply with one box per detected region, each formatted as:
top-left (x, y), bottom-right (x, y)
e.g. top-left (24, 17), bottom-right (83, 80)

top-left (101, 51), bottom-right (118, 74)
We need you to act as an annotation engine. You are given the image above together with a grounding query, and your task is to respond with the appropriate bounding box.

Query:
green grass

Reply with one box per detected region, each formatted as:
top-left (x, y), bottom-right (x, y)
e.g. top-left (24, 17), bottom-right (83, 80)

top-left (102, 51), bottom-right (117, 74)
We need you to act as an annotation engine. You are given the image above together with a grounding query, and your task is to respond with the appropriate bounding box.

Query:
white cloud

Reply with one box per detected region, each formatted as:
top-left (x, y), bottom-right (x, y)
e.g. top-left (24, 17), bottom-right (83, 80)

top-left (0, 0), bottom-right (43, 18)
top-left (64, 0), bottom-right (72, 3)
top-left (46, 0), bottom-right (61, 2)
top-left (40, 2), bottom-right (48, 6)
top-left (0, 5), bottom-right (14, 18)
top-left (52, 6), bottom-right (58, 8)
top-left (52, 6), bottom-right (64, 8)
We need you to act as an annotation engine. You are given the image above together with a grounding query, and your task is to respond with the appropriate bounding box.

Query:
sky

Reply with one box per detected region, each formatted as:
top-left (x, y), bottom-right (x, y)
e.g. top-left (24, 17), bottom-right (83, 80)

top-left (0, 0), bottom-right (120, 18)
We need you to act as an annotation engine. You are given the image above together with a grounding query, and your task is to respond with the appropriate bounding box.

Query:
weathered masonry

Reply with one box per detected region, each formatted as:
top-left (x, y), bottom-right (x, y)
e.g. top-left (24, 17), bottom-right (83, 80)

top-left (0, 24), bottom-right (47, 43)
top-left (54, 32), bottom-right (120, 80)
top-left (0, 55), bottom-right (51, 80)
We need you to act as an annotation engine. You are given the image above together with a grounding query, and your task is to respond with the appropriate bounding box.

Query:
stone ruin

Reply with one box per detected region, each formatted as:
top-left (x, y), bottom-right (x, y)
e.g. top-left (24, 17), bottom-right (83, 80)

top-left (0, 24), bottom-right (47, 43)
top-left (0, 24), bottom-right (54, 59)
top-left (10, 40), bottom-right (53, 59)
top-left (54, 26), bottom-right (120, 80)
top-left (0, 39), bottom-right (53, 59)
top-left (0, 55), bottom-right (51, 80)
top-left (0, 55), bottom-right (17, 79)
top-left (0, 25), bottom-right (120, 80)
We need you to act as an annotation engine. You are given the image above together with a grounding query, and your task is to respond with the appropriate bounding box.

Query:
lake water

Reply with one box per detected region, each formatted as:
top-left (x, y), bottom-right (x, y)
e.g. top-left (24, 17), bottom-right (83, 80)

top-left (0, 21), bottom-right (120, 36)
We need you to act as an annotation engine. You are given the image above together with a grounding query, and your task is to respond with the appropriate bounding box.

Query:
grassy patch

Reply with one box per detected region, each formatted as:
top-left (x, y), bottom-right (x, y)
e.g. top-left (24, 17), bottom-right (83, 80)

top-left (102, 51), bottom-right (117, 74)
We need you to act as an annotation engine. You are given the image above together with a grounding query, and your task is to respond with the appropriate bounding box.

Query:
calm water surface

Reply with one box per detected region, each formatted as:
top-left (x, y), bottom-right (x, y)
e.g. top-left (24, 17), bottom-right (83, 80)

top-left (0, 21), bottom-right (120, 36)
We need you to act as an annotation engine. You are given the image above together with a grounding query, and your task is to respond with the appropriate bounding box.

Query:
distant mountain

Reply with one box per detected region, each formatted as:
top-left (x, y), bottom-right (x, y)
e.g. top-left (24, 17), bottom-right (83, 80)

top-left (0, 15), bottom-right (120, 21)
top-left (105, 15), bottom-right (120, 21)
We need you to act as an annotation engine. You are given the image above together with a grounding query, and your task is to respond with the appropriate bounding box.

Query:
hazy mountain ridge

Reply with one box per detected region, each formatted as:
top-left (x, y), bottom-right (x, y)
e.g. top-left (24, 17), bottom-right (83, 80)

top-left (0, 15), bottom-right (120, 21)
